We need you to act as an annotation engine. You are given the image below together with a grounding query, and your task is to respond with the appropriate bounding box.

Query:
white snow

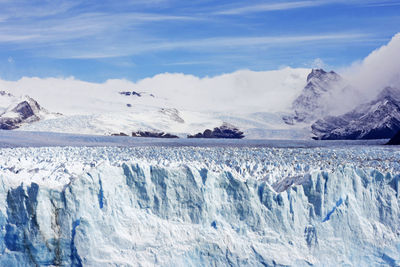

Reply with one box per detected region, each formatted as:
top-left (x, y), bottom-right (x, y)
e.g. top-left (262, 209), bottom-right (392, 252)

top-left (0, 68), bottom-right (311, 139)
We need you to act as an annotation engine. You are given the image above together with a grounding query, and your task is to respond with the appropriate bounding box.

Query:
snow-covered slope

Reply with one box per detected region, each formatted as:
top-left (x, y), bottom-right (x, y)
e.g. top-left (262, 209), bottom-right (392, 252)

top-left (0, 145), bottom-right (399, 266)
top-left (0, 68), bottom-right (311, 139)
top-left (312, 87), bottom-right (400, 140)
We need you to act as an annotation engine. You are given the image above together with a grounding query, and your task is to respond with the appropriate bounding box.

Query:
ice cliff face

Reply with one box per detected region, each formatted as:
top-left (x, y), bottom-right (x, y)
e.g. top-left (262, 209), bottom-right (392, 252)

top-left (0, 146), bottom-right (399, 266)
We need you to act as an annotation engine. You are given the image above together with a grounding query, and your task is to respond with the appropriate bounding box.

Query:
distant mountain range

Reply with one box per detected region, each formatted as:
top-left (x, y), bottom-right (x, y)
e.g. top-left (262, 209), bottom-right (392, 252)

top-left (283, 69), bottom-right (400, 140)
top-left (1, 68), bottom-right (399, 140)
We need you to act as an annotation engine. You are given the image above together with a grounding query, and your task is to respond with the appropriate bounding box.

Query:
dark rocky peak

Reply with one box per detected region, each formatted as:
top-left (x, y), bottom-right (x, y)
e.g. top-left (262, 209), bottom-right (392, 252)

top-left (0, 96), bottom-right (48, 130)
top-left (306, 69), bottom-right (341, 84)
top-left (307, 69), bottom-right (327, 81)
top-left (306, 69), bottom-right (339, 82)
top-left (12, 98), bottom-right (42, 120)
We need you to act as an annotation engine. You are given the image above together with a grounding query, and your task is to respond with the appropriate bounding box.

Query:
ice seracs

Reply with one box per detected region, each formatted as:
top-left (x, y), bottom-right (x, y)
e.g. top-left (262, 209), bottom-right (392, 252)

top-left (0, 145), bottom-right (399, 266)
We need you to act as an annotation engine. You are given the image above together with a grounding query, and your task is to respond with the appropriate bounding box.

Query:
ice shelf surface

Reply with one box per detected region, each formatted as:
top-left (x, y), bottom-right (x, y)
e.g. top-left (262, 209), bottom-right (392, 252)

top-left (0, 145), bottom-right (399, 266)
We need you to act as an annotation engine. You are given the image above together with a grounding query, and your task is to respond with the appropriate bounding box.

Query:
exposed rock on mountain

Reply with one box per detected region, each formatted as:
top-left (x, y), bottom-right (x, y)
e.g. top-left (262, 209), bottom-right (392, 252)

top-left (386, 130), bottom-right (400, 145)
top-left (283, 69), bottom-right (344, 124)
top-left (312, 87), bottom-right (400, 140)
top-left (119, 91), bottom-right (141, 96)
top-left (0, 96), bottom-right (48, 130)
top-left (188, 123), bottom-right (244, 139)
top-left (159, 108), bottom-right (184, 123)
top-left (119, 91), bottom-right (155, 97)
top-left (132, 131), bottom-right (179, 138)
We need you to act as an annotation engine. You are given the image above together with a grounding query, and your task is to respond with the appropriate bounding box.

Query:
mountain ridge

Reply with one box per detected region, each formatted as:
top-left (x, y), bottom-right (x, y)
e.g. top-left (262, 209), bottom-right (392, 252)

top-left (311, 86), bottom-right (400, 140)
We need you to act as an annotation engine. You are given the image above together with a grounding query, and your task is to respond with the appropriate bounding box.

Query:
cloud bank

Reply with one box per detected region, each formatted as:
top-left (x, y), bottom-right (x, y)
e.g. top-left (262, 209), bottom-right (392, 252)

top-left (343, 33), bottom-right (400, 101)
top-left (0, 68), bottom-right (310, 115)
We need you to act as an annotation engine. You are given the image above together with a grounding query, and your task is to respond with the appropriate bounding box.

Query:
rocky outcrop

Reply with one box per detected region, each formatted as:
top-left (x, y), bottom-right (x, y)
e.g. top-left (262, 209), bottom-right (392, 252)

top-left (119, 91), bottom-right (141, 96)
top-left (111, 132), bottom-right (129, 136)
top-left (188, 123), bottom-right (244, 139)
top-left (312, 87), bottom-right (400, 140)
top-left (386, 130), bottom-right (400, 145)
top-left (119, 91), bottom-right (155, 97)
top-left (132, 131), bottom-right (179, 138)
top-left (0, 97), bottom-right (44, 130)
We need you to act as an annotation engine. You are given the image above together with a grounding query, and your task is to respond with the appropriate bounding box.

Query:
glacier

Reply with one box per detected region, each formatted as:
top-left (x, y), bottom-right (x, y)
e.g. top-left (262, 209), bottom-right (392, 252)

top-left (0, 145), bottom-right (399, 266)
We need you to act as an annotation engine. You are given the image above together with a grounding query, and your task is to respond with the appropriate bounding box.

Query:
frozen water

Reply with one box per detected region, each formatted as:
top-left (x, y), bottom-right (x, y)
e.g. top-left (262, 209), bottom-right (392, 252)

top-left (0, 138), bottom-right (399, 266)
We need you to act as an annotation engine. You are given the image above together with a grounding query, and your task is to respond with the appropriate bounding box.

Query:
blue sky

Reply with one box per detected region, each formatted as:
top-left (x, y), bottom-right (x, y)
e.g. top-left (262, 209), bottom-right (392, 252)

top-left (0, 0), bottom-right (399, 82)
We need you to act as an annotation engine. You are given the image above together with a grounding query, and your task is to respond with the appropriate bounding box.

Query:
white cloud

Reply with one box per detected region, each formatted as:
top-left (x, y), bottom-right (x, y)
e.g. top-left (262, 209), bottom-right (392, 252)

top-left (0, 68), bottom-right (310, 115)
top-left (343, 33), bottom-right (400, 100)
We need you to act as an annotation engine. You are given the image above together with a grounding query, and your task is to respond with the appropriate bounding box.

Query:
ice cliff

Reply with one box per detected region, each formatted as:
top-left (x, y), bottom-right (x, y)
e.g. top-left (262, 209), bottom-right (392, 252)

top-left (0, 146), bottom-right (399, 266)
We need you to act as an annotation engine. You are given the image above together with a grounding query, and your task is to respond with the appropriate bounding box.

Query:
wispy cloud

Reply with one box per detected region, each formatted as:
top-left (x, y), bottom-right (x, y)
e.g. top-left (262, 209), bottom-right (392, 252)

top-left (213, 0), bottom-right (400, 15)
top-left (362, 1), bottom-right (400, 7)
top-left (215, 1), bottom-right (326, 15)
top-left (51, 32), bottom-right (371, 59)
top-left (144, 33), bottom-right (370, 51)
top-left (163, 60), bottom-right (219, 66)
top-left (0, 12), bottom-right (200, 45)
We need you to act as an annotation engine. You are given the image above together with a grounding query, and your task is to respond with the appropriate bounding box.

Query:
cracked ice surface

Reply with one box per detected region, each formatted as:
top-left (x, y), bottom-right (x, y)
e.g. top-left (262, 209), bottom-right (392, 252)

top-left (0, 145), bottom-right (399, 266)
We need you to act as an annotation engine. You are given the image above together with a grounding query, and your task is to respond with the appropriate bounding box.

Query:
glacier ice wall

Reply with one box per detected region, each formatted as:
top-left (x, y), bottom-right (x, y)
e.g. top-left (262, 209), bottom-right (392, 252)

top-left (0, 146), bottom-right (399, 266)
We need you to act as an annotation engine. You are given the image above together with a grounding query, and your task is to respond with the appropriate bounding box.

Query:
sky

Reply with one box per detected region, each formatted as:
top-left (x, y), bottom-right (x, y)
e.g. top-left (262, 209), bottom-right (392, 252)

top-left (0, 0), bottom-right (399, 82)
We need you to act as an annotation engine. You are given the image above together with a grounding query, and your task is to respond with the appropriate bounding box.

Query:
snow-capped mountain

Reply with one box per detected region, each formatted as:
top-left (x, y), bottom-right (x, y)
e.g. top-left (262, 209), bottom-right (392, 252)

top-left (0, 91), bottom-right (57, 130)
top-left (0, 68), bottom-right (311, 139)
top-left (283, 69), bottom-right (345, 124)
top-left (0, 144), bottom-right (398, 266)
top-left (5, 67), bottom-right (398, 141)
top-left (312, 87), bottom-right (400, 140)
